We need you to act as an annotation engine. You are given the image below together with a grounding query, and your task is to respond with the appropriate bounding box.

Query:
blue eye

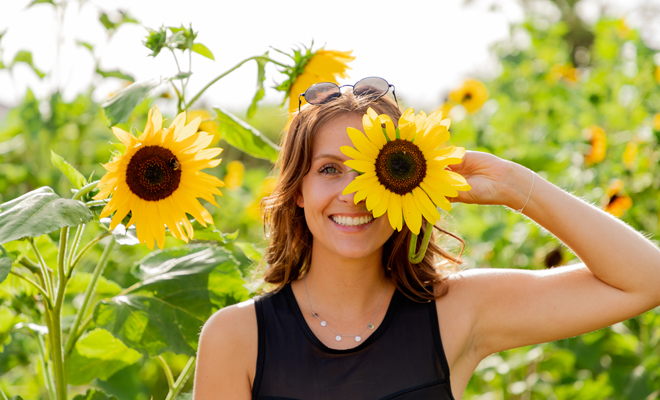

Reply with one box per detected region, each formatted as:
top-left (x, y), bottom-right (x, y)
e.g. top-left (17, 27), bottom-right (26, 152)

top-left (319, 164), bottom-right (341, 175)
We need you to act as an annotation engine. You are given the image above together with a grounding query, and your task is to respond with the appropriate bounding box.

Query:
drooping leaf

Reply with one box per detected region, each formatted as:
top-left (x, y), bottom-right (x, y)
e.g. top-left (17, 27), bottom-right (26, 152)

top-left (94, 244), bottom-right (247, 356)
top-left (172, 72), bottom-right (192, 80)
top-left (110, 223), bottom-right (139, 246)
top-left (192, 225), bottom-right (238, 244)
top-left (192, 43), bottom-right (214, 60)
top-left (95, 68), bottom-right (134, 82)
top-left (0, 256), bottom-right (11, 285)
top-left (28, 0), bottom-right (54, 6)
top-left (214, 107), bottom-right (279, 163)
top-left (11, 50), bottom-right (45, 78)
top-left (233, 241), bottom-right (264, 263)
top-left (77, 41), bottom-right (93, 52)
top-left (66, 328), bottom-right (142, 385)
top-left (102, 78), bottom-right (164, 125)
top-left (247, 54), bottom-right (268, 118)
top-left (51, 150), bottom-right (87, 189)
top-left (72, 388), bottom-right (119, 400)
top-left (0, 187), bottom-right (93, 245)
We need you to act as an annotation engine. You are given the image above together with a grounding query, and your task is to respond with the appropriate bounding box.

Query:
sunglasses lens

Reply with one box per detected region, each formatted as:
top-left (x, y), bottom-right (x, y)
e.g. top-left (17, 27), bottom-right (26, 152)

top-left (353, 77), bottom-right (389, 99)
top-left (305, 83), bottom-right (340, 105)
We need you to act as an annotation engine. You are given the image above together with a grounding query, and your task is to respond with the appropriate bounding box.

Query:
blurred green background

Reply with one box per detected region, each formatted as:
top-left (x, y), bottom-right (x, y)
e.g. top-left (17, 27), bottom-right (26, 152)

top-left (1, 0), bottom-right (660, 399)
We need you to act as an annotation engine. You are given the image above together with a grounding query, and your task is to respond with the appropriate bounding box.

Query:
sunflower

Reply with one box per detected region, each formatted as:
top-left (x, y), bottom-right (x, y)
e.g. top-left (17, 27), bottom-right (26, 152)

top-left (584, 125), bottom-right (607, 166)
top-left (187, 109), bottom-right (221, 146)
top-left (653, 114), bottom-right (660, 131)
top-left (275, 45), bottom-right (355, 127)
top-left (448, 79), bottom-right (488, 113)
top-left (94, 106), bottom-right (225, 249)
top-left (341, 107), bottom-right (471, 235)
top-left (603, 179), bottom-right (632, 217)
top-left (224, 160), bottom-right (245, 190)
top-left (655, 66), bottom-right (660, 84)
top-left (549, 64), bottom-right (580, 85)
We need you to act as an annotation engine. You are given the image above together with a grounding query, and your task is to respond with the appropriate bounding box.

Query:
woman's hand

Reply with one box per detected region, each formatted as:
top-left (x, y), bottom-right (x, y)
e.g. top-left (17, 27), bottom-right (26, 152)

top-left (445, 150), bottom-right (530, 209)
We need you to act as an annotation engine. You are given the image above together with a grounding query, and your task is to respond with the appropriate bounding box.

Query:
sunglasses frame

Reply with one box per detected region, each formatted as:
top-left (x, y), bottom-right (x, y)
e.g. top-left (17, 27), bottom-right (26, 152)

top-left (298, 76), bottom-right (398, 113)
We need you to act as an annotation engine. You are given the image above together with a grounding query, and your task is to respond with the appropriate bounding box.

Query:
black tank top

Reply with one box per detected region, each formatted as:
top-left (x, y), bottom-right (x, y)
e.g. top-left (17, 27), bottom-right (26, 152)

top-left (252, 284), bottom-right (455, 400)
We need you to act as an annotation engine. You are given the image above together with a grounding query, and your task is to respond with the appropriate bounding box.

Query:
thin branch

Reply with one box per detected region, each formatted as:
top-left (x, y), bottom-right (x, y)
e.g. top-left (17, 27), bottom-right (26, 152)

top-left (157, 355), bottom-right (175, 391)
top-left (66, 224), bottom-right (86, 276)
top-left (29, 238), bottom-right (54, 299)
top-left (165, 356), bottom-right (196, 400)
top-left (72, 180), bottom-right (101, 201)
top-left (67, 231), bottom-right (112, 279)
top-left (9, 271), bottom-right (53, 309)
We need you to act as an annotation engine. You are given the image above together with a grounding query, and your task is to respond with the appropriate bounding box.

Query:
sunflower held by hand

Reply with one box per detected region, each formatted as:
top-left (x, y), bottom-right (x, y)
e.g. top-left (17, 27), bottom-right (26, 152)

top-left (94, 106), bottom-right (225, 249)
top-left (341, 107), bottom-right (471, 235)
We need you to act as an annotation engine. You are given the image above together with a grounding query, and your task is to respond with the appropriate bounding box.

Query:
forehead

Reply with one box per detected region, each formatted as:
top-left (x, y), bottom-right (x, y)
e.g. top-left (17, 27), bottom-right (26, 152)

top-left (312, 113), bottom-right (364, 156)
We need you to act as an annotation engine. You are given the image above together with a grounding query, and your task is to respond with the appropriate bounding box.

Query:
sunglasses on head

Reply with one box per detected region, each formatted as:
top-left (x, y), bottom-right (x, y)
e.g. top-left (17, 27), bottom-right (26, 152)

top-left (298, 76), bottom-right (397, 113)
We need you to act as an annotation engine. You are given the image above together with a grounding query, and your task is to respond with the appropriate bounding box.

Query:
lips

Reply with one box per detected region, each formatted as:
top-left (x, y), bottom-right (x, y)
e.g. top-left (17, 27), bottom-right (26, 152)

top-left (330, 214), bottom-right (374, 227)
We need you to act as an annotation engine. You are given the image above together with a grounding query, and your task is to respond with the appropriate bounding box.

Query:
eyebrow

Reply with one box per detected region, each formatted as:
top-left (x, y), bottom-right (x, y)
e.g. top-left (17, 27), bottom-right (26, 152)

top-left (313, 153), bottom-right (345, 162)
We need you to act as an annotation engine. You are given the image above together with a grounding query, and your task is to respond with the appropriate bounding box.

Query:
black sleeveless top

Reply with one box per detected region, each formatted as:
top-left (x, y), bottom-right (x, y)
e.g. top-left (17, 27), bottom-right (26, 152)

top-left (252, 284), bottom-right (455, 400)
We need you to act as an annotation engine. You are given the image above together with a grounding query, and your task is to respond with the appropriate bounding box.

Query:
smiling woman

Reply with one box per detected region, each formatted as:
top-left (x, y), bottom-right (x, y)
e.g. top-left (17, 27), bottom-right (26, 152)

top-left (192, 86), bottom-right (660, 400)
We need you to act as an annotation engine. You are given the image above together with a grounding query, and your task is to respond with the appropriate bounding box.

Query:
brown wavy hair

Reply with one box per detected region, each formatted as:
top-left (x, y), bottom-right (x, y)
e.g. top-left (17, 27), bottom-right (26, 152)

top-left (261, 92), bottom-right (465, 302)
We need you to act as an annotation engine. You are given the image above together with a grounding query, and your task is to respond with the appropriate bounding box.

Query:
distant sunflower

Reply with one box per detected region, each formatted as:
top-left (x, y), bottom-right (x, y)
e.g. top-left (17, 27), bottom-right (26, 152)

top-left (188, 109), bottom-right (221, 146)
top-left (584, 125), bottom-right (607, 166)
top-left (653, 114), bottom-right (660, 131)
top-left (449, 79), bottom-right (488, 113)
top-left (94, 106), bottom-right (225, 249)
top-left (603, 179), bottom-right (632, 217)
top-left (275, 45), bottom-right (355, 127)
top-left (549, 64), bottom-right (580, 85)
top-left (341, 107), bottom-right (471, 234)
top-left (623, 142), bottom-right (638, 170)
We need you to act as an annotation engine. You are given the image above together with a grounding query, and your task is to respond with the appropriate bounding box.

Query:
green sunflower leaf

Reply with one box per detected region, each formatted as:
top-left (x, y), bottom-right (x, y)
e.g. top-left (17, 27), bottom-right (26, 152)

top-left (102, 78), bottom-right (164, 125)
top-left (0, 187), bottom-right (93, 245)
top-left (72, 388), bottom-right (119, 400)
top-left (192, 43), bottom-right (214, 60)
top-left (95, 68), bottom-right (134, 82)
top-left (94, 244), bottom-right (247, 356)
top-left (0, 255), bottom-right (11, 285)
top-left (51, 150), bottom-right (87, 189)
top-left (213, 107), bottom-right (279, 163)
top-left (11, 50), bottom-right (45, 79)
top-left (66, 328), bottom-right (142, 385)
top-left (247, 53), bottom-right (267, 118)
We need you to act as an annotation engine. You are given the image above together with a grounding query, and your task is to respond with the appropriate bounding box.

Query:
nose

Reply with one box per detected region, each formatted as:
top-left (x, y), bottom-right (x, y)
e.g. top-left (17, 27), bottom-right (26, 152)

top-left (338, 170), bottom-right (360, 204)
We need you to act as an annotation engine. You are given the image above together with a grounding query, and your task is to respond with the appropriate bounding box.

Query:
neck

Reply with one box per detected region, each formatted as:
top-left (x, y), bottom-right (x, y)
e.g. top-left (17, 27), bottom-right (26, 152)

top-left (304, 242), bottom-right (389, 316)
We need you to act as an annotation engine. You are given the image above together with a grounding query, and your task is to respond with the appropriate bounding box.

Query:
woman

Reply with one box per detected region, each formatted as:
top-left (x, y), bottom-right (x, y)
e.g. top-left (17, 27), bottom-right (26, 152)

top-left (193, 84), bottom-right (660, 399)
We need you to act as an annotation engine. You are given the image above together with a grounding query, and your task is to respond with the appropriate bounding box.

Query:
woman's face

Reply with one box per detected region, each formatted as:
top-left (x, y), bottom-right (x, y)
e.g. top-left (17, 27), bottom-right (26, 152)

top-left (296, 113), bottom-right (395, 262)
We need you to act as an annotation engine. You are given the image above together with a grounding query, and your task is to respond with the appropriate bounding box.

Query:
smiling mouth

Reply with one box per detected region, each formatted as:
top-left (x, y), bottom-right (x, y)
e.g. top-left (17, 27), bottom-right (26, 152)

top-left (330, 215), bottom-right (374, 227)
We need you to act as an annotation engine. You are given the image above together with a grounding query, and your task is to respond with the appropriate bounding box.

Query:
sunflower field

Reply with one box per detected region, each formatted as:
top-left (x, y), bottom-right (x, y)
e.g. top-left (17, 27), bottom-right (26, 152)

top-left (0, 1), bottom-right (659, 399)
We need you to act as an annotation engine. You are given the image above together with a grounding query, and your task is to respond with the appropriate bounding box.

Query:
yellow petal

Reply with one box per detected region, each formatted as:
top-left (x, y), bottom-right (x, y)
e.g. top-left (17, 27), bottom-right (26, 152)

top-left (362, 114), bottom-right (386, 149)
top-left (112, 127), bottom-right (135, 147)
top-left (341, 145), bottom-right (376, 162)
top-left (342, 175), bottom-right (379, 195)
top-left (420, 181), bottom-right (453, 211)
top-left (372, 189), bottom-right (391, 218)
top-left (346, 127), bottom-right (379, 159)
top-left (402, 193), bottom-right (422, 235)
top-left (379, 114), bottom-right (397, 141)
top-left (366, 184), bottom-right (386, 211)
top-left (413, 187), bottom-right (440, 224)
top-left (387, 194), bottom-right (403, 231)
top-left (345, 159), bottom-right (376, 173)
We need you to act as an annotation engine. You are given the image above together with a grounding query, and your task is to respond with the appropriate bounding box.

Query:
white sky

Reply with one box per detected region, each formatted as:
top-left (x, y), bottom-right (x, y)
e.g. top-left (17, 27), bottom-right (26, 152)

top-left (0, 0), bottom-right (657, 114)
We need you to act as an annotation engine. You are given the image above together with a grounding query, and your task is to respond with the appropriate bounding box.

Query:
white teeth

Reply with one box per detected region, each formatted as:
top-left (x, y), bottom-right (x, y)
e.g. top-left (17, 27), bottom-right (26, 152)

top-left (331, 215), bottom-right (374, 227)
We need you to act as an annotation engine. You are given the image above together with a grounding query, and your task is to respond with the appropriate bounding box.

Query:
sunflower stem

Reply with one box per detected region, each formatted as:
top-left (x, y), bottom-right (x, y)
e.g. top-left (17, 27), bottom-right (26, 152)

top-left (408, 221), bottom-right (434, 264)
top-left (165, 356), bottom-right (196, 400)
top-left (157, 355), bottom-right (176, 391)
top-left (72, 180), bottom-right (100, 201)
top-left (29, 238), bottom-right (55, 300)
top-left (188, 55), bottom-right (286, 109)
top-left (50, 226), bottom-right (70, 400)
top-left (65, 224), bottom-right (85, 276)
top-left (9, 271), bottom-right (53, 309)
top-left (85, 200), bottom-right (108, 207)
top-left (35, 327), bottom-right (56, 400)
top-left (64, 239), bottom-right (115, 357)
top-left (67, 231), bottom-right (112, 280)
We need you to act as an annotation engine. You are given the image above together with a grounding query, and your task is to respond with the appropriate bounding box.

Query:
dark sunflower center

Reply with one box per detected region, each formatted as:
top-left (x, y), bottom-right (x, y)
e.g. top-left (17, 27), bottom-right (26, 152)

top-left (608, 194), bottom-right (620, 205)
top-left (375, 139), bottom-right (427, 195)
top-left (126, 146), bottom-right (181, 201)
top-left (463, 93), bottom-right (473, 101)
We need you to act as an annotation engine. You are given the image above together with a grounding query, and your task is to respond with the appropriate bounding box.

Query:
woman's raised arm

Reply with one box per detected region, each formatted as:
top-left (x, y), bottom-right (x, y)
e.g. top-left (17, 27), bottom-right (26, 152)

top-left (445, 150), bottom-right (660, 358)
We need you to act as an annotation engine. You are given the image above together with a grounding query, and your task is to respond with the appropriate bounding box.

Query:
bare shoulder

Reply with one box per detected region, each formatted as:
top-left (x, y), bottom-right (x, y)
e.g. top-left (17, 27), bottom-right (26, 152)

top-left (193, 299), bottom-right (258, 399)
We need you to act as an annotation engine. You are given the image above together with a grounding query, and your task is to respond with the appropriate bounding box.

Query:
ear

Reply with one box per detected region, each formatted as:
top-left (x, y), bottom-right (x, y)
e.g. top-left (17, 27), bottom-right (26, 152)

top-left (295, 191), bottom-right (304, 208)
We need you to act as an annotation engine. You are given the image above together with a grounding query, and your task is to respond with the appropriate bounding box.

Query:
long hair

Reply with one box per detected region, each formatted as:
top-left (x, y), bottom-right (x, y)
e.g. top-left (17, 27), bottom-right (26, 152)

top-left (261, 92), bottom-right (465, 302)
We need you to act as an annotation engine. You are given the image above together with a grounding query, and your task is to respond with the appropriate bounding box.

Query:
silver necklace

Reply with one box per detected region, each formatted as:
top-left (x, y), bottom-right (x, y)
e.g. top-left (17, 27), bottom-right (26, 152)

top-left (303, 275), bottom-right (389, 342)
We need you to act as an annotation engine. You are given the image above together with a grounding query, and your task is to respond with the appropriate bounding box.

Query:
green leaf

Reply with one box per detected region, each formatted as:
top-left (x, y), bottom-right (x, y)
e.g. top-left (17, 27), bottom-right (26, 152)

top-left (50, 150), bottom-right (87, 189)
top-left (0, 187), bottom-right (93, 245)
top-left (192, 43), bottom-right (214, 60)
top-left (192, 225), bottom-right (238, 244)
top-left (247, 54), bottom-right (267, 118)
top-left (234, 241), bottom-right (263, 263)
top-left (213, 107), bottom-right (279, 163)
top-left (102, 78), bottom-right (164, 125)
top-left (28, 0), bottom-right (54, 6)
top-left (72, 388), bottom-right (119, 400)
top-left (95, 68), bottom-right (134, 82)
top-left (172, 72), bottom-right (192, 80)
top-left (66, 328), bottom-right (142, 385)
top-left (143, 27), bottom-right (168, 57)
top-left (94, 244), bottom-right (247, 356)
top-left (77, 41), bottom-right (93, 52)
top-left (11, 50), bottom-right (45, 78)
top-left (0, 256), bottom-right (11, 285)
top-left (99, 13), bottom-right (114, 30)
top-left (66, 272), bottom-right (122, 296)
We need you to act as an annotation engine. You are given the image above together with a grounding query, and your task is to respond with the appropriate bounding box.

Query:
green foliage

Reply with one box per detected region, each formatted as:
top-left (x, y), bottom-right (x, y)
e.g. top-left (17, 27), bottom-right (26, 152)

top-left (50, 150), bottom-right (87, 190)
top-left (102, 78), bottom-right (164, 125)
top-left (0, 187), bottom-right (93, 244)
top-left (11, 50), bottom-right (44, 79)
top-left (72, 388), bottom-right (119, 400)
top-left (247, 53), bottom-right (268, 118)
top-left (192, 43), bottom-right (214, 60)
top-left (66, 329), bottom-right (142, 385)
top-left (214, 107), bottom-right (280, 162)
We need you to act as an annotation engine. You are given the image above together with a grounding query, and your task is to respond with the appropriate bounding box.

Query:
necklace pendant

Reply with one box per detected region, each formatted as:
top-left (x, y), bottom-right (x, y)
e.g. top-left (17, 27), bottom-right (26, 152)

top-left (368, 323), bottom-right (375, 329)
top-left (335, 335), bottom-right (342, 342)
top-left (312, 313), bottom-right (318, 318)
top-left (355, 336), bottom-right (362, 342)
top-left (320, 321), bottom-right (327, 327)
